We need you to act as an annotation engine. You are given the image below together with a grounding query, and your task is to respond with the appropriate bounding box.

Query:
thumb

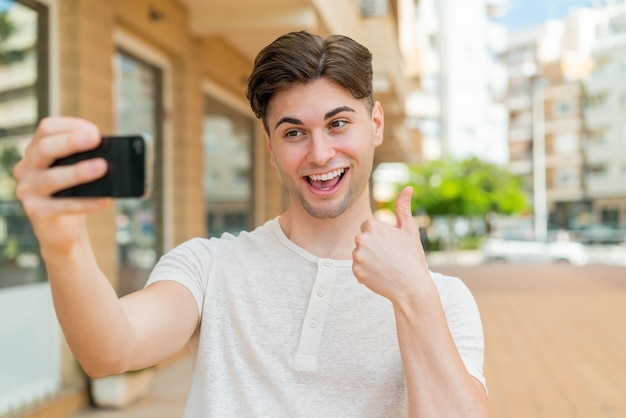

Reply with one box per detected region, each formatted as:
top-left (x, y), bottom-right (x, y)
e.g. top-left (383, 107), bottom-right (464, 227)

top-left (395, 186), bottom-right (414, 229)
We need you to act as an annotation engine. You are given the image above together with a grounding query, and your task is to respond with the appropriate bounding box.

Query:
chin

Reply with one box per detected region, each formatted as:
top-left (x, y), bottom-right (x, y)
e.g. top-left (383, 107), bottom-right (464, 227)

top-left (301, 196), bottom-right (352, 220)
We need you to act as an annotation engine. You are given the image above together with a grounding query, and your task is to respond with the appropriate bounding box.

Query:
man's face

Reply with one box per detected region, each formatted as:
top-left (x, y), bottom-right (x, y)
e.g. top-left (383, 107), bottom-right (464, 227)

top-left (264, 78), bottom-right (384, 219)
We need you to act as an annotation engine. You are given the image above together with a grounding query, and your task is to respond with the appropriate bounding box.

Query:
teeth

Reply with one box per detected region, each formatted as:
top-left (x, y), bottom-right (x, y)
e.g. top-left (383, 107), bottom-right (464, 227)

top-left (309, 169), bottom-right (345, 182)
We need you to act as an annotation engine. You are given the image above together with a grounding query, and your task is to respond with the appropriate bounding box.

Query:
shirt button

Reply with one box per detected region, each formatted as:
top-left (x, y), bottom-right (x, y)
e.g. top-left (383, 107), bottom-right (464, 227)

top-left (317, 289), bottom-right (325, 297)
top-left (324, 259), bottom-right (333, 266)
top-left (309, 320), bottom-right (317, 328)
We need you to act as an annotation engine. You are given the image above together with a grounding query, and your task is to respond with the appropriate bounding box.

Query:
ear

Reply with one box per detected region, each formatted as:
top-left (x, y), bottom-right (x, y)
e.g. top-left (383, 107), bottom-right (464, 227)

top-left (371, 101), bottom-right (384, 147)
top-left (263, 128), bottom-right (277, 168)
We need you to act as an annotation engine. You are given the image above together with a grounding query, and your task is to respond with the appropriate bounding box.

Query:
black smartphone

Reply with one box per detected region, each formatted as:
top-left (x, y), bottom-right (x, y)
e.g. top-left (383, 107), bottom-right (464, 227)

top-left (51, 134), bottom-right (154, 198)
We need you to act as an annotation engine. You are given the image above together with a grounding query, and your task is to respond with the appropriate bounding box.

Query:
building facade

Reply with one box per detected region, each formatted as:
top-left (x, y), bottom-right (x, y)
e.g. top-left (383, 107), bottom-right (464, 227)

top-left (0, 0), bottom-right (420, 416)
top-left (584, 2), bottom-right (626, 229)
top-left (501, 8), bottom-right (605, 236)
top-left (503, 4), bottom-right (626, 236)
top-left (434, 0), bottom-right (509, 164)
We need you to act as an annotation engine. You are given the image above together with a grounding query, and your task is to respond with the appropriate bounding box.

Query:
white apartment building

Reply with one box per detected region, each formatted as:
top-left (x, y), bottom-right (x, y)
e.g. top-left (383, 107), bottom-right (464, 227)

top-left (501, 2), bottom-right (626, 235)
top-left (438, 0), bottom-right (509, 164)
top-left (584, 1), bottom-right (626, 227)
top-left (406, 0), bottom-right (508, 164)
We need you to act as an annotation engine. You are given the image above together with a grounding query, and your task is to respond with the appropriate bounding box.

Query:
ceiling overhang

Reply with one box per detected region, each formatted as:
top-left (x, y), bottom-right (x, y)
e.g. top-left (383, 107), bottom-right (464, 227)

top-left (179, 0), bottom-right (318, 60)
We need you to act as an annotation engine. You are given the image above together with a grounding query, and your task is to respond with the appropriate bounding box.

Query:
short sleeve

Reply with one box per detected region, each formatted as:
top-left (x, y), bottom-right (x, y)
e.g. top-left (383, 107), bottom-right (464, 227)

top-left (431, 272), bottom-right (487, 390)
top-left (145, 237), bottom-right (218, 318)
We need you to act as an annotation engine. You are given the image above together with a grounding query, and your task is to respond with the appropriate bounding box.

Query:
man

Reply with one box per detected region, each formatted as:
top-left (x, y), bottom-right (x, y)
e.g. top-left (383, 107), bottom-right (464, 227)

top-left (13, 31), bottom-right (491, 417)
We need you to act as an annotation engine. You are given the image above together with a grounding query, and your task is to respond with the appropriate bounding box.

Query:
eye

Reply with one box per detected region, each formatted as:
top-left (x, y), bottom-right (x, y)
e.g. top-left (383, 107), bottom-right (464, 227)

top-left (329, 119), bottom-right (348, 130)
top-left (284, 129), bottom-right (303, 140)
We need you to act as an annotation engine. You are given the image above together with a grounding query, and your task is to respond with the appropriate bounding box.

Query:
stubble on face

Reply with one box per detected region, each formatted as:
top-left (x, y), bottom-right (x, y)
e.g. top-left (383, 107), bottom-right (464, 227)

top-left (275, 156), bottom-right (373, 220)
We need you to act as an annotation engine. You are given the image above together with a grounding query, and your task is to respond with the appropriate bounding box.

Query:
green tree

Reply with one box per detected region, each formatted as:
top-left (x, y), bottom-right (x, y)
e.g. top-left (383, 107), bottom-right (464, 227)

top-left (0, 10), bottom-right (25, 65)
top-left (394, 157), bottom-right (527, 248)
top-left (401, 157), bottom-right (527, 218)
top-left (0, 146), bottom-right (21, 176)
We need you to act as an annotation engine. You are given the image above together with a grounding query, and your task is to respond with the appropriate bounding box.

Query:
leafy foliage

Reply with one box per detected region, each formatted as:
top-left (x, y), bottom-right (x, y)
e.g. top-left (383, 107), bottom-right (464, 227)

top-left (0, 11), bottom-right (25, 65)
top-left (400, 157), bottom-right (528, 218)
top-left (0, 146), bottom-right (21, 176)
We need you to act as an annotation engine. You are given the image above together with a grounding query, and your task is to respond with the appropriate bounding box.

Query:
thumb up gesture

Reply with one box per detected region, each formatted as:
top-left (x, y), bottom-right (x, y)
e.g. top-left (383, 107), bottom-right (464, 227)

top-left (352, 186), bottom-right (432, 304)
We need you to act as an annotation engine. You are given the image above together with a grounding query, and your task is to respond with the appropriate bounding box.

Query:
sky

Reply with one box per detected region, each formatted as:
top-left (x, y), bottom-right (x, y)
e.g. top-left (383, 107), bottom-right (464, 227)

top-left (0, 0), bottom-right (12, 13)
top-left (495, 0), bottom-right (594, 30)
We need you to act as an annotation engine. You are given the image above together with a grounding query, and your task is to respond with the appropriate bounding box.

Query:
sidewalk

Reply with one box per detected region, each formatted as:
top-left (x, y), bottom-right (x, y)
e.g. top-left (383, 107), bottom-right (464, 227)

top-left (70, 355), bottom-right (193, 418)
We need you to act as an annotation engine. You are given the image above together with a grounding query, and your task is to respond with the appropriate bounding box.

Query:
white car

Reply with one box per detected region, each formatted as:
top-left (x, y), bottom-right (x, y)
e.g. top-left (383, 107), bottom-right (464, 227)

top-left (481, 234), bottom-right (589, 266)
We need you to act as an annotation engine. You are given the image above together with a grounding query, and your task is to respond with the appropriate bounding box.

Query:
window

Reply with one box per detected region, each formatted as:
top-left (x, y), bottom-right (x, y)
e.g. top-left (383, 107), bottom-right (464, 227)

top-left (586, 129), bottom-right (607, 145)
top-left (0, 3), bottom-right (60, 415)
top-left (113, 50), bottom-right (163, 297)
top-left (553, 133), bottom-right (579, 153)
top-left (0, 0), bottom-right (48, 289)
top-left (554, 168), bottom-right (579, 188)
top-left (203, 97), bottom-right (253, 238)
top-left (553, 98), bottom-right (575, 118)
top-left (586, 164), bottom-right (608, 181)
top-left (584, 93), bottom-right (608, 111)
top-left (601, 208), bottom-right (619, 227)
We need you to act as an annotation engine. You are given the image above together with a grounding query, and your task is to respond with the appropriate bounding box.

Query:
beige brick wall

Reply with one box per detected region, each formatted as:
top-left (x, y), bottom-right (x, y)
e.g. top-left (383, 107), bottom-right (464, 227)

top-left (58, 0), bottom-right (117, 281)
top-left (56, 0), bottom-right (287, 291)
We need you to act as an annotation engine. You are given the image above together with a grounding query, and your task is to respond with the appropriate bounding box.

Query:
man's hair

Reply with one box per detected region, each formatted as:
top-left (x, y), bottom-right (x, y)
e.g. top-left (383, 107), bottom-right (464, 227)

top-left (246, 31), bottom-right (373, 131)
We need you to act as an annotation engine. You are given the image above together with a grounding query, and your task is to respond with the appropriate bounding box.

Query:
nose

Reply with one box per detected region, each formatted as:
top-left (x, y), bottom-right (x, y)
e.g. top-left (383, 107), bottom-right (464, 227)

top-left (307, 132), bottom-right (336, 166)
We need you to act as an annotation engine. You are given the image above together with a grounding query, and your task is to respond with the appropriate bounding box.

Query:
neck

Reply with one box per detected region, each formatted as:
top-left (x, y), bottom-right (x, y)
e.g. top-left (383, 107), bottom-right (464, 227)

top-left (279, 192), bottom-right (374, 260)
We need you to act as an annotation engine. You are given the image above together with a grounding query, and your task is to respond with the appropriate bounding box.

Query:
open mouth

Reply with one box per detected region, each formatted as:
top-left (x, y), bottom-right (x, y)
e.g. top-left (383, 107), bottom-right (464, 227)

top-left (305, 168), bottom-right (347, 191)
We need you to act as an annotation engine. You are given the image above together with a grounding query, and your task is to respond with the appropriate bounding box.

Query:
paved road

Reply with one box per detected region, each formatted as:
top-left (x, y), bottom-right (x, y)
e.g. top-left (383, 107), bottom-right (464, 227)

top-left (438, 263), bottom-right (626, 418)
top-left (73, 263), bottom-right (626, 418)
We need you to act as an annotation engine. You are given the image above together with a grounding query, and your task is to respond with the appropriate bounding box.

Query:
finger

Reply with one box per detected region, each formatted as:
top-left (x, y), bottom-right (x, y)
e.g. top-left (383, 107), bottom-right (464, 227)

top-left (24, 119), bottom-right (101, 170)
top-left (36, 116), bottom-right (99, 138)
top-left (21, 195), bottom-right (110, 220)
top-left (15, 158), bottom-right (108, 200)
top-left (394, 186), bottom-right (414, 229)
top-left (12, 158), bottom-right (25, 181)
top-left (45, 158), bottom-right (109, 196)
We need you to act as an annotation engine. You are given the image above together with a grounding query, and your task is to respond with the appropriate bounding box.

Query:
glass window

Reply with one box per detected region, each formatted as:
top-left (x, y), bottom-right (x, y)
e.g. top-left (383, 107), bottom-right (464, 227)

top-left (586, 129), bottom-right (607, 145)
top-left (554, 168), bottom-right (578, 188)
top-left (585, 93), bottom-right (607, 109)
top-left (586, 164), bottom-right (608, 181)
top-left (113, 50), bottom-right (163, 297)
top-left (553, 133), bottom-right (579, 153)
top-left (601, 208), bottom-right (619, 227)
top-left (553, 98), bottom-right (575, 118)
top-left (203, 97), bottom-right (253, 238)
top-left (0, 3), bottom-right (59, 416)
top-left (0, 0), bottom-right (48, 289)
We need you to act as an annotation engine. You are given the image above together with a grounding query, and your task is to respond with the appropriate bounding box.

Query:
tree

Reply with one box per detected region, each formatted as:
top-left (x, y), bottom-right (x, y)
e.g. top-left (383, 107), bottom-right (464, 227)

top-left (0, 10), bottom-right (25, 65)
top-left (394, 157), bottom-right (528, 247)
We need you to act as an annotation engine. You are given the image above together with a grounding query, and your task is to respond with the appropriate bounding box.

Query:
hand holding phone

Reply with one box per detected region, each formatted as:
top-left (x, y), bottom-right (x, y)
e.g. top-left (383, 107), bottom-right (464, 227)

top-left (50, 134), bottom-right (154, 198)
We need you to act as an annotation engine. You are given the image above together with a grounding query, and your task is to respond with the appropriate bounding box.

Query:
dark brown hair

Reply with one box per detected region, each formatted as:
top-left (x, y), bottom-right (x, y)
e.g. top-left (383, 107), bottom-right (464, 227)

top-left (246, 31), bottom-right (373, 131)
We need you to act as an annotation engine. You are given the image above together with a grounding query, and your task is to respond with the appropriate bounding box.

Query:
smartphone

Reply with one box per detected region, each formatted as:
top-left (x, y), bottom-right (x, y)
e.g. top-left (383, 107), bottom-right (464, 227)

top-left (51, 134), bottom-right (154, 198)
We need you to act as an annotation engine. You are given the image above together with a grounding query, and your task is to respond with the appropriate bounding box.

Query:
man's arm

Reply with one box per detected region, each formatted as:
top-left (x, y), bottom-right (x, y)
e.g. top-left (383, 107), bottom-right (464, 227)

top-left (13, 117), bottom-right (198, 377)
top-left (392, 285), bottom-right (491, 417)
top-left (352, 187), bottom-right (492, 417)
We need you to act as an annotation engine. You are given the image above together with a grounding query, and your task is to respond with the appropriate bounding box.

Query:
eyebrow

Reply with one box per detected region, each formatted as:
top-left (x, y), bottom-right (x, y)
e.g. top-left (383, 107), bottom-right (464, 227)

top-left (274, 106), bottom-right (356, 130)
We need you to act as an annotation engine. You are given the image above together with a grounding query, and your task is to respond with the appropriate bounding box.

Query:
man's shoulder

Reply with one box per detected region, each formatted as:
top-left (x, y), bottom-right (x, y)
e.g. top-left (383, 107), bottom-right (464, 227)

top-left (188, 217), bottom-right (281, 259)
